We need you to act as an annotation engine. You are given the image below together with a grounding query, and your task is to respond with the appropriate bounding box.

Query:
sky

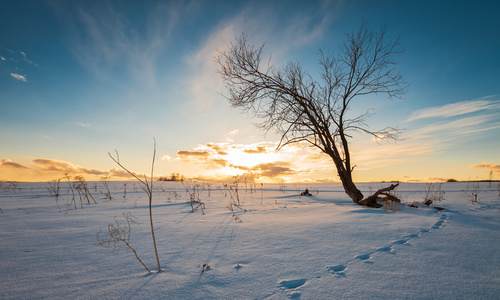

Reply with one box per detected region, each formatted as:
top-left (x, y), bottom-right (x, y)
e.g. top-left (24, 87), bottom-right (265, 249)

top-left (1, 0), bottom-right (499, 183)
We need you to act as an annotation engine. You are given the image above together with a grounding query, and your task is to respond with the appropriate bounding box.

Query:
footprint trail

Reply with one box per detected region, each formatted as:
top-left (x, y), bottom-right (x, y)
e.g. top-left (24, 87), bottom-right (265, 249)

top-left (273, 212), bottom-right (448, 298)
top-left (325, 212), bottom-right (448, 277)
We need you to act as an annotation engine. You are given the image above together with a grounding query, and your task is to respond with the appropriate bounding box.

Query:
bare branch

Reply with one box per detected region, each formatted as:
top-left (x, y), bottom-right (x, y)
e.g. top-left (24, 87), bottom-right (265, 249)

top-left (217, 22), bottom-right (407, 206)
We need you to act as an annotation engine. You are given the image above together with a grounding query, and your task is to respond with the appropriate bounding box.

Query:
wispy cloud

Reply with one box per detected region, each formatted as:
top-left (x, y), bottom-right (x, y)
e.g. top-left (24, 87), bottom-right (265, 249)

top-left (224, 129), bottom-right (239, 142)
top-left (406, 97), bottom-right (500, 122)
top-left (0, 157), bottom-right (151, 181)
top-left (52, 2), bottom-right (184, 84)
top-left (32, 158), bottom-right (107, 176)
top-left (1, 158), bottom-right (28, 169)
top-left (10, 73), bottom-right (27, 82)
top-left (352, 97), bottom-right (500, 172)
top-left (19, 51), bottom-right (39, 66)
top-left (186, 1), bottom-right (337, 110)
top-left (469, 162), bottom-right (500, 173)
top-left (78, 122), bottom-right (91, 127)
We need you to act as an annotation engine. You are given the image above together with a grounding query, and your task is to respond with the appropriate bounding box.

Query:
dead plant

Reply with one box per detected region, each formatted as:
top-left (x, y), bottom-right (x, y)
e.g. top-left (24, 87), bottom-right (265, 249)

top-left (423, 183), bottom-right (445, 207)
top-left (64, 174), bottom-right (76, 210)
top-left (47, 178), bottom-right (63, 212)
top-left (100, 176), bottom-right (114, 201)
top-left (109, 138), bottom-right (162, 272)
top-left (96, 212), bottom-right (150, 273)
top-left (462, 181), bottom-right (480, 204)
top-left (183, 182), bottom-right (205, 214)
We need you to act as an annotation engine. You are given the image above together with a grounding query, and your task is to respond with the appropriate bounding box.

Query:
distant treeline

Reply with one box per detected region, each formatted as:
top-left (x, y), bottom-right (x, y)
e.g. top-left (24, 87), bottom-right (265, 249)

top-left (158, 173), bottom-right (186, 182)
top-left (445, 179), bottom-right (500, 183)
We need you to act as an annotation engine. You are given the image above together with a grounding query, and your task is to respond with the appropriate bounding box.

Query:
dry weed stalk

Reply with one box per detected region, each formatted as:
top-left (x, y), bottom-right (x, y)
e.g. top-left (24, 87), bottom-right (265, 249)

top-left (3, 181), bottom-right (21, 193)
top-left (423, 183), bottom-right (445, 207)
top-left (123, 183), bottom-right (127, 200)
top-left (47, 178), bottom-right (63, 212)
top-left (462, 181), bottom-right (480, 204)
top-left (100, 176), bottom-right (114, 201)
top-left (183, 182), bottom-right (205, 214)
top-left (96, 212), bottom-right (150, 273)
top-left (64, 174), bottom-right (76, 210)
top-left (222, 178), bottom-right (244, 221)
top-left (108, 138), bottom-right (162, 272)
top-left (384, 199), bottom-right (400, 212)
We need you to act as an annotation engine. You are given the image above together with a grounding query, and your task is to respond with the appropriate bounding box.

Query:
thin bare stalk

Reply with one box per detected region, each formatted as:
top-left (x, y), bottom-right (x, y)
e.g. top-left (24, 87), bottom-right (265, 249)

top-left (108, 138), bottom-right (162, 272)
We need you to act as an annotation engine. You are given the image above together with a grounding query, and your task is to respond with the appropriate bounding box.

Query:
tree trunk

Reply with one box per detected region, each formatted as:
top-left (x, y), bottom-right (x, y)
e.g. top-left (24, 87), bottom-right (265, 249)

top-left (338, 170), bottom-right (364, 204)
top-left (337, 169), bottom-right (400, 208)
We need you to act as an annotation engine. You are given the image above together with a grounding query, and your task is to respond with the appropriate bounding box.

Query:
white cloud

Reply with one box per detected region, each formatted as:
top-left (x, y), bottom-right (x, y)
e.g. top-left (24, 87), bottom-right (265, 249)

top-left (1, 56), bottom-right (5, 61)
top-left (224, 129), bottom-right (239, 142)
top-left (19, 50), bottom-right (39, 66)
top-left (406, 97), bottom-right (499, 122)
top-left (161, 154), bottom-right (177, 161)
top-left (10, 73), bottom-right (27, 82)
top-left (78, 122), bottom-right (91, 127)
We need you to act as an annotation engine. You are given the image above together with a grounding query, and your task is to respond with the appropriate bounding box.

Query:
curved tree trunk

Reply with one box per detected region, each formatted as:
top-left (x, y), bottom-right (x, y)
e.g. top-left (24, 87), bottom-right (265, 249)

top-left (338, 170), bottom-right (364, 203)
top-left (337, 168), bottom-right (400, 208)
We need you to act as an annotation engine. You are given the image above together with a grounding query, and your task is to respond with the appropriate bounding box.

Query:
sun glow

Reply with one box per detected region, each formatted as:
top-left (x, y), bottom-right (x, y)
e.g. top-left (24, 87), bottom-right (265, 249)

top-left (223, 149), bottom-right (277, 168)
top-left (173, 141), bottom-right (338, 182)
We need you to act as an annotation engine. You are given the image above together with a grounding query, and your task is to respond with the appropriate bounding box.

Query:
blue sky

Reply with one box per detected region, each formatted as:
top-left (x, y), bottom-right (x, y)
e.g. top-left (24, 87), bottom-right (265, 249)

top-left (1, 0), bottom-right (499, 182)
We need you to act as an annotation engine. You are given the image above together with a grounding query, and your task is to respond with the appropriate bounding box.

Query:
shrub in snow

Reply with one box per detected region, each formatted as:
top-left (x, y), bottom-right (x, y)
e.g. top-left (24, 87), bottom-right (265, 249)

top-left (96, 212), bottom-right (150, 273)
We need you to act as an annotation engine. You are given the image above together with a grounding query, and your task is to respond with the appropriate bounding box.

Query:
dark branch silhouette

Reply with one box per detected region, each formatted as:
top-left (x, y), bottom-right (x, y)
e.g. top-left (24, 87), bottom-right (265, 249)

top-left (217, 21), bottom-right (408, 207)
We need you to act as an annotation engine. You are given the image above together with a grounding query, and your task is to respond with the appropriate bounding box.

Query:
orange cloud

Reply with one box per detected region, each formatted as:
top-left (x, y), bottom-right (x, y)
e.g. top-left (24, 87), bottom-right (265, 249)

top-left (173, 141), bottom-right (313, 181)
top-left (469, 162), bottom-right (500, 173)
top-left (0, 157), bottom-right (151, 182)
top-left (206, 143), bottom-right (229, 155)
top-left (243, 146), bottom-right (268, 154)
top-left (108, 168), bottom-right (141, 179)
top-left (251, 162), bottom-right (296, 177)
top-left (32, 159), bottom-right (107, 176)
top-left (1, 158), bottom-right (28, 169)
top-left (177, 150), bottom-right (211, 158)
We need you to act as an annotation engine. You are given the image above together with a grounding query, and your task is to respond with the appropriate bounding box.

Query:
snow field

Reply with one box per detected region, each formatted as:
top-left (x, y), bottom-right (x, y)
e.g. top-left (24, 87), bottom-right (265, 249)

top-left (0, 181), bottom-right (499, 299)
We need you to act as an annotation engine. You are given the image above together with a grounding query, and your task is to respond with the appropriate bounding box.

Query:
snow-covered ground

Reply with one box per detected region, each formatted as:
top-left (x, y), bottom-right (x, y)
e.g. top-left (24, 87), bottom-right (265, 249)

top-left (1, 181), bottom-right (499, 299)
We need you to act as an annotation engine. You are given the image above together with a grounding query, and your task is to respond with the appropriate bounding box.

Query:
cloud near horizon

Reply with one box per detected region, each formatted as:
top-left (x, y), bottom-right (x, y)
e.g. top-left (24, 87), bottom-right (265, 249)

top-left (174, 141), bottom-right (329, 181)
top-left (1, 158), bottom-right (28, 169)
top-left (0, 158), bottom-right (145, 181)
top-left (469, 162), bottom-right (500, 173)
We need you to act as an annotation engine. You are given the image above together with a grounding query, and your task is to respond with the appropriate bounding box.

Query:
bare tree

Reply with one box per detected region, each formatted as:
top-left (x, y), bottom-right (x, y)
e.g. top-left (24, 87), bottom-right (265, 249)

top-left (217, 21), bottom-right (408, 207)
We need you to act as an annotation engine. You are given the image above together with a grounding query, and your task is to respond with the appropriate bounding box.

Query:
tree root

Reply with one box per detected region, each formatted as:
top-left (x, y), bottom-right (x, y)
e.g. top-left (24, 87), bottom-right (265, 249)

top-left (358, 183), bottom-right (400, 208)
